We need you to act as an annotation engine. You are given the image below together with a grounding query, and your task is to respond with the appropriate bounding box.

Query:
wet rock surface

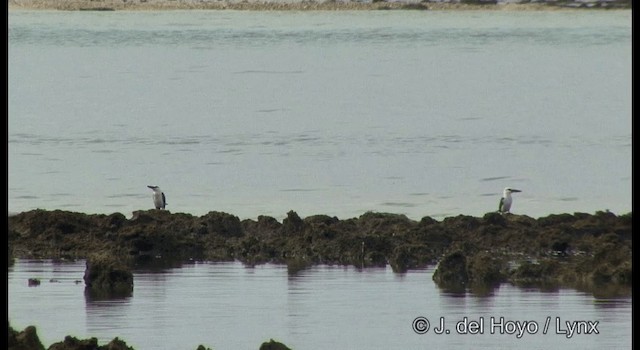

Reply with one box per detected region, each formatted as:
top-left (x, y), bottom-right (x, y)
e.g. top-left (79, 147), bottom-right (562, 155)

top-left (8, 324), bottom-right (46, 350)
top-left (259, 339), bottom-right (293, 350)
top-left (8, 210), bottom-right (631, 348)
top-left (8, 209), bottom-right (631, 294)
top-left (83, 253), bottom-right (134, 298)
top-left (8, 324), bottom-right (288, 350)
top-left (47, 336), bottom-right (134, 350)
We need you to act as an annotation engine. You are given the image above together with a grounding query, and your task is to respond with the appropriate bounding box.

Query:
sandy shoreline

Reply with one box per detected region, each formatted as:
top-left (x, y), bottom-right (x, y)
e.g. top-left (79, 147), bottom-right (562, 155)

top-left (7, 0), bottom-right (603, 11)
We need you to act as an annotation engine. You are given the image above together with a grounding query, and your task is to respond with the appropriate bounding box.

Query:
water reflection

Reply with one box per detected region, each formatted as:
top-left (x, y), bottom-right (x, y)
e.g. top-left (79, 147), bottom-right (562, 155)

top-left (578, 284), bottom-right (632, 299)
top-left (131, 255), bottom-right (192, 271)
top-left (85, 297), bottom-right (132, 334)
top-left (8, 260), bottom-right (632, 350)
top-left (84, 288), bottom-right (133, 302)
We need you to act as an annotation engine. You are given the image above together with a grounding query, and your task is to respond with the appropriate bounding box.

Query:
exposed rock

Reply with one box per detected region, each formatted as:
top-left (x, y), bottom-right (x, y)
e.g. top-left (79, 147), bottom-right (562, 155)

top-left (7, 323), bottom-right (278, 350)
top-left (9, 324), bottom-right (135, 350)
top-left (48, 336), bottom-right (133, 350)
top-left (510, 260), bottom-right (560, 285)
top-left (259, 339), bottom-right (292, 350)
top-left (9, 244), bottom-right (15, 267)
top-left (389, 244), bottom-right (435, 273)
top-left (199, 211), bottom-right (244, 237)
top-left (282, 210), bottom-right (304, 235)
top-left (8, 324), bottom-right (45, 350)
top-left (482, 212), bottom-right (507, 226)
top-left (28, 278), bottom-right (41, 287)
top-left (83, 253), bottom-right (133, 298)
top-left (432, 251), bottom-right (468, 285)
top-left (242, 215), bottom-right (282, 238)
top-left (466, 250), bottom-right (506, 285)
top-left (8, 209), bottom-right (632, 295)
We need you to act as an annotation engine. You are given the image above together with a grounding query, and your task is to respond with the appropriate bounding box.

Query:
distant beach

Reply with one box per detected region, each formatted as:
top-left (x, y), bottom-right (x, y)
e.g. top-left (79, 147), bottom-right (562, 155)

top-left (7, 0), bottom-right (623, 11)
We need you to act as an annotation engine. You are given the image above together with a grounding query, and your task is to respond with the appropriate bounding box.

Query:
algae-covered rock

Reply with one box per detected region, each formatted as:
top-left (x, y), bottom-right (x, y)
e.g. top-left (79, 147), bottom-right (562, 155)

top-left (47, 336), bottom-right (99, 350)
top-left (199, 211), bottom-right (244, 237)
top-left (259, 339), bottom-right (292, 350)
top-left (8, 324), bottom-right (45, 350)
top-left (510, 260), bottom-right (560, 285)
top-left (28, 278), bottom-right (41, 287)
top-left (83, 253), bottom-right (133, 298)
top-left (9, 244), bottom-right (15, 267)
top-left (282, 210), bottom-right (304, 235)
top-left (466, 251), bottom-right (506, 285)
top-left (432, 251), bottom-right (468, 285)
top-left (8, 208), bottom-right (632, 295)
top-left (47, 335), bottom-right (134, 350)
top-left (389, 244), bottom-right (434, 273)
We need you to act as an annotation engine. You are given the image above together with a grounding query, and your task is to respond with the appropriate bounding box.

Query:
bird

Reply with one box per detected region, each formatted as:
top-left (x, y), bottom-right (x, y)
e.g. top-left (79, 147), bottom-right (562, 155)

top-left (498, 187), bottom-right (521, 214)
top-left (147, 185), bottom-right (167, 210)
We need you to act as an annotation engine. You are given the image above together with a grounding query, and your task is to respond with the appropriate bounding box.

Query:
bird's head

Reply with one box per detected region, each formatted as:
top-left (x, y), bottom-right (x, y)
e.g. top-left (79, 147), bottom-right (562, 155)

top-left (504, 187), bottom-right (522, 195)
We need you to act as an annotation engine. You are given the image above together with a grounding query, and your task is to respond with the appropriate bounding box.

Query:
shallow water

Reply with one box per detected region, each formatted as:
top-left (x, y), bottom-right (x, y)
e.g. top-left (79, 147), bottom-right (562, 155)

top-left (7, 259), bottom-right (632, 349)
top-left (8, 10), bottom-right (631, 220)
top-left (7, 11), bottom-right (632, 349)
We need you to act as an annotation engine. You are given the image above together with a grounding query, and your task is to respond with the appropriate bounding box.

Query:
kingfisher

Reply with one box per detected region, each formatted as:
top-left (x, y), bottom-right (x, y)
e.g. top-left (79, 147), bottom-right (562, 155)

top-left (498, 187), bottom-right (521, 214)
top-left (147, 185), bottom-right (167, 210)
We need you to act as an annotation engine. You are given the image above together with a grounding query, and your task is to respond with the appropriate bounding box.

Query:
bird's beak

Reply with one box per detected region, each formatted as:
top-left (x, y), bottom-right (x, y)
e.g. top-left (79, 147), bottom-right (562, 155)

top-left (511, 189), bottom-right (522, 193)
top-left (147, 185), bottom-right (154, 189)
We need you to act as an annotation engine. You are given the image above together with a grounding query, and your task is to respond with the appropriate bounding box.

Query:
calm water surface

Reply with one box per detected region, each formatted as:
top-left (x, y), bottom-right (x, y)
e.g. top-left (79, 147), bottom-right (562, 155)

top-left (8, 10), bottom-right (631, 220)
top-left (8, 259), bottom-right (632, 349)
top-left (7, 10), bottom-right (632, 349)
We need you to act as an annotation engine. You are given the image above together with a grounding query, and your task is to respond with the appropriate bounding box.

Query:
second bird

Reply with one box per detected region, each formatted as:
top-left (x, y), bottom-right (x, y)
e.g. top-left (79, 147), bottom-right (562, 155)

top-left (498, 187), bottom-right (521, 214)
top-left (147, 185), bottom-right (167, 210)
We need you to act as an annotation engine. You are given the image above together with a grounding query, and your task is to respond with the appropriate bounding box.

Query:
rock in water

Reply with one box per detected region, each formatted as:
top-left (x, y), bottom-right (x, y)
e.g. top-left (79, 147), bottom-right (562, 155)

top-left (83, 253), bottom-right (133, 298)
top-left (259, 339), bottom-right (292, 350)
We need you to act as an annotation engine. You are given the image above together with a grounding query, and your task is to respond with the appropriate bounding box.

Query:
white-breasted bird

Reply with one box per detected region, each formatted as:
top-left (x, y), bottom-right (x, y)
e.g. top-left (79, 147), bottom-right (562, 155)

top-left (147, 185), bottom-right (167, 210)
top-left (498, 187), bottom-right (521, 214)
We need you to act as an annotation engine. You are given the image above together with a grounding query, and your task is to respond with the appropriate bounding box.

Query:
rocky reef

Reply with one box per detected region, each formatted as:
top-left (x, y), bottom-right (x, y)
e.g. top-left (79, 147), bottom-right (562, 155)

top-left (7, 323), bottom-right (135, 350)
top-left (259, 339), bottom-right (293, 350)
top-left (8, 324), bottom-right (288, 350)
top-left (8, 325), bottom-right (45, 350)
top-left (8, 209), bottom-right (632, 295)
